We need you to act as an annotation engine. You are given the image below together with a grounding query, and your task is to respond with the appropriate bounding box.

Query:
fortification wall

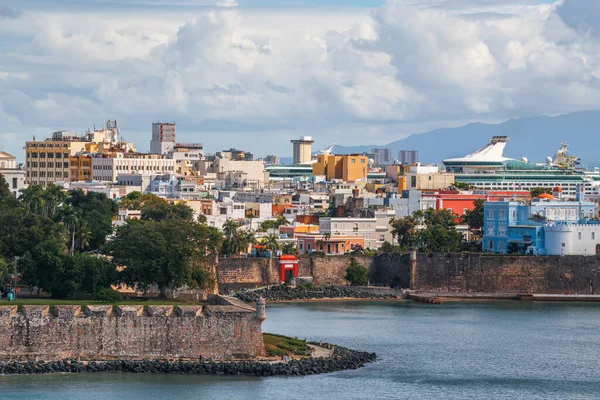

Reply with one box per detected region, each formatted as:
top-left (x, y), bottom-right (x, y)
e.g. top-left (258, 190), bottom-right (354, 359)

top-left (0, 297), bottom-right (265, 362)
top-left (413, 253), bottom-right (600, 294)
top-left (216, 253), bottom-right (600, 295)
top-left (216, 255), bottom-right (378, 288)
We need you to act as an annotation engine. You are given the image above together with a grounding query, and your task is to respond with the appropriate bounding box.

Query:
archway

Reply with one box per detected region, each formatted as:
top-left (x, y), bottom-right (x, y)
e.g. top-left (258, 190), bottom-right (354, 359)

top-left (596, 244), bottom-right (600, 256)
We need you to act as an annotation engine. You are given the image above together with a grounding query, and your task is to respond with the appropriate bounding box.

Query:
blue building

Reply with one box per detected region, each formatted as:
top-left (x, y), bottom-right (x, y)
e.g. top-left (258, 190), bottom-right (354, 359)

top-left (483, 188), bottom-right (598, 255)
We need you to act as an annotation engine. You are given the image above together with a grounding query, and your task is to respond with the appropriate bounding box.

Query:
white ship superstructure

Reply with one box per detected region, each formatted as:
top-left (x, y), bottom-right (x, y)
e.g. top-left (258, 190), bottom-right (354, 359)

top-left (444, 136), bottom-right (600, 196)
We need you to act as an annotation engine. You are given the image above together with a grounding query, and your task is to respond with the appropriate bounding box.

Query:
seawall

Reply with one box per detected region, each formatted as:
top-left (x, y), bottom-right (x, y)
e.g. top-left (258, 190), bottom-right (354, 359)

top-left (0, 296), bottom-right (265, 362)
top-left (413, 253), bottom-right (600, 294)
top-left (216, 253), bottom-right (600, 295)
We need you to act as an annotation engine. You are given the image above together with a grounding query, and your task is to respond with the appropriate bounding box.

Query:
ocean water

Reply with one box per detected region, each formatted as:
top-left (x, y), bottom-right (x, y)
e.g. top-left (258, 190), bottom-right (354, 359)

top-left (2, 300), bottom-right (600, 399)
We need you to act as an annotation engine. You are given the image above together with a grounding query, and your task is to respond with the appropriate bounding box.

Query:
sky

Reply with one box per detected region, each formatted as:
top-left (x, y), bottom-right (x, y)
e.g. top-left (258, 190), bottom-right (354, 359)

top-left (1, 0), bottom-right (599, 158)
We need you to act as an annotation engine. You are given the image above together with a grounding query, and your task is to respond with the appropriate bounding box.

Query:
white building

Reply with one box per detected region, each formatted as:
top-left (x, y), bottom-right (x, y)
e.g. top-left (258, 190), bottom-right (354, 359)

top-left (198, 158), bottom-right (267, 190)
top-left (544, 224), bottom-right (600, 256)
top-left (113, 209), bottom-right (142, 227)
top-left (92, 153), bottom-right (175, 182)
top-left (319, 212), bottom-right (395, 250)
top-left (0, 151), bottom-right (27, 197)
top-left (150, 122), bottom-right (176, 155)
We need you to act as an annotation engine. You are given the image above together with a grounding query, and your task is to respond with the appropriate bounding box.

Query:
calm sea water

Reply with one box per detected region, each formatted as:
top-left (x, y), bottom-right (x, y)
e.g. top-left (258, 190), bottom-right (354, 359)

top-left (2, 300), bottom-right (600, 399)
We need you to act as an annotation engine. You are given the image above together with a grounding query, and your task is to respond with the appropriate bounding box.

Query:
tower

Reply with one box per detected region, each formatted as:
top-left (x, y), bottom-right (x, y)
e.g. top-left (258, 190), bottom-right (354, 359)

top-left (150, 122), bottom-right (176, 154)
top-left (291, 136), bottom-right (314, 165)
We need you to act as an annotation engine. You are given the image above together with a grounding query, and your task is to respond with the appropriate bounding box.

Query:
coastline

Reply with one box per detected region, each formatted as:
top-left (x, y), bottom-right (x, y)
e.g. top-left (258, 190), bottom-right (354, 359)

top-left (0, 344), bottom-right (376, 377)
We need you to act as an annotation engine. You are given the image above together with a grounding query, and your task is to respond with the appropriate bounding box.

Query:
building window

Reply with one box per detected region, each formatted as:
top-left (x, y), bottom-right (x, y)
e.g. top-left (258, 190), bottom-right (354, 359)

top-left (12, 178), bottom-right (17, 189)
top-left (593, 232), bottom-right (596, 240)
top-left (578, 232), bottom-right (582, 240)
top-left (351, 158), bottom-right (356, 164)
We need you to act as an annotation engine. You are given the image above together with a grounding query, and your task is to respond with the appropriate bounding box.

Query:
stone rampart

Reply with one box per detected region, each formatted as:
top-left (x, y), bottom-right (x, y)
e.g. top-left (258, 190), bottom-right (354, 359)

top-left (216, 255), bottom-right (380, 289)
top-left (413, 253), bottom-right (600, 294)
top-left (216, 253), bottom-right (600, 295)
top-left (0, 296), bottom-right (265, 362)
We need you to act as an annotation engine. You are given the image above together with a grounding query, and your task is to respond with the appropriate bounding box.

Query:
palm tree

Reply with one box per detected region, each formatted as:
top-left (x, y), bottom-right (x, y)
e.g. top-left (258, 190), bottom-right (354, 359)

top-left (222, 219), bottom-right (239, 240)
top-left (274, 215), bottom-right (289, 228)
top-left (77, 223), bottom-right (92, 250)
top-left (261, 235), bottom-right (280, 252)
top-left (58, 206), bottom-right (79, 254)
top-left (282, 242), bottom-right (297, 255)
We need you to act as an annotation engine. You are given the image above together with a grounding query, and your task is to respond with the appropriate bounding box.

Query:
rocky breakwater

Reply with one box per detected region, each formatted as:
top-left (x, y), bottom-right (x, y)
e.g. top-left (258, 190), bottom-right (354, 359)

top-left (0, 344), bottom-right (376, 376)
top-left (235, 285), bottom-right (399, 302)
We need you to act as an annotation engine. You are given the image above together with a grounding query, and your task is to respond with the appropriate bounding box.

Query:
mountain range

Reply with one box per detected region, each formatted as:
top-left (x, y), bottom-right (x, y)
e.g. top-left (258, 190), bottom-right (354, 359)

top-left (331, 111), bottom-right (600, 168)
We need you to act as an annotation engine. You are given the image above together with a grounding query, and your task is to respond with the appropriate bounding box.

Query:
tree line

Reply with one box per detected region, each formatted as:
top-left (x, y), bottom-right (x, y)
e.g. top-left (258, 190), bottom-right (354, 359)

top-left (0, 178), bottom-right (222, 299)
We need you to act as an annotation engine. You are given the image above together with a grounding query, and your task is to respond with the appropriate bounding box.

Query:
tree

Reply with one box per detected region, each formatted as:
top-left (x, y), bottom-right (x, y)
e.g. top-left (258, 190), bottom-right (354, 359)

top-left (463, 199), bottom-right (484, 233)
top-left (281, 242), bottom-right (297, 255)
top-left (453, 181), bottom-right (472, 190)
top-left (66, 189), bottom-right (117, 250)
top-left (390, 208), bottom-right (463, 253)
top-left (222, 219), bottom-right (240, 255)
top-left (107, 219), bottom-right (220, 298)
top-left (345, 257), bottom-right (368, 286)
top-left (38, 253), bottom-right (118, 299)
top-left (530, 187), bottom-right (552, 198)
top-left (261, 235), bottom-right (280, 252)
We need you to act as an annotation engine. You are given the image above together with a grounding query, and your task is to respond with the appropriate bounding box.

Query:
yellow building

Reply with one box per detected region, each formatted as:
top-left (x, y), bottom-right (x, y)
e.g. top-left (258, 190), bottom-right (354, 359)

top-left (25, 132), bottom-right (88, 186)
top-left (312, 154), bottom-right (368, 182)
top-left (69, 154), bottom-right (93, 182)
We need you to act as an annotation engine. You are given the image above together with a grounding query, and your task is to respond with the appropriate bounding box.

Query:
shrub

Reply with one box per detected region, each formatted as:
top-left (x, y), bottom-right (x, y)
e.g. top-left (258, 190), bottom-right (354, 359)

top-left (95, 288), bottom-right (123, 303)
top-left (345, 257), bottom-right (368, 286)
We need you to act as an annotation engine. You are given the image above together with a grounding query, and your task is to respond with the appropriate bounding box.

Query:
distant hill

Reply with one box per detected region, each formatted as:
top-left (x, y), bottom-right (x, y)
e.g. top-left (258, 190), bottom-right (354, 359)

top-left (333, 111), bottom-right (600, 168)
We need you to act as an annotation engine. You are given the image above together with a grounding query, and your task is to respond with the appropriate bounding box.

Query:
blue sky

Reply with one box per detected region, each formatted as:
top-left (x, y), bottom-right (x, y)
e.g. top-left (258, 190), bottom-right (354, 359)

top-left (1, 0), bottom-right (599, 157)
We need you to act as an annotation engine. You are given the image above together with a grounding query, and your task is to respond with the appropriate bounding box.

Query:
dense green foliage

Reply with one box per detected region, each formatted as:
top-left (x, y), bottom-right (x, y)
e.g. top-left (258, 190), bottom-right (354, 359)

top-left (107, 218), bottom-right (221, 297)
top-left (0, 178), bottom-right (119, 297)
top-left (120, 191), bottom-right (194, 222)
top-left (0, 182), bottom-right (219, 299)
top-left (259, 215), bottom-right (289, 232)
top-left (345, 257), bottom-right (368, 286)
top-left (94, 288), bottom-right (124, 303)
top-left (281, 242), bottom-right (298, 255)
top-left (390, 209), bottom-right (463, 253)
top-left (221, 219), bottom-right (258, 256)
top-left (462, 199), bottom-right (484, 233)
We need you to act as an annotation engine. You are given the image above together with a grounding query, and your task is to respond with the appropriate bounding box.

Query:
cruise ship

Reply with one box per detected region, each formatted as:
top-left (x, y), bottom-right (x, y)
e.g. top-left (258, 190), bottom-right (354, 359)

top-left (443, 136), bottom-right (600, 195)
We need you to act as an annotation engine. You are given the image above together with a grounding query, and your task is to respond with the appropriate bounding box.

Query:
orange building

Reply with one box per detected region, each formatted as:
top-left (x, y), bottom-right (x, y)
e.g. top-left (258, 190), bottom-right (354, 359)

top-left (312, 154), bottom-right (368, 182)
top-left (280, 224), bottom-right (320, 238)
top-left (296, 234), bottom-right (364, 255)
top-left (69, 154), bottom-right (93, 181)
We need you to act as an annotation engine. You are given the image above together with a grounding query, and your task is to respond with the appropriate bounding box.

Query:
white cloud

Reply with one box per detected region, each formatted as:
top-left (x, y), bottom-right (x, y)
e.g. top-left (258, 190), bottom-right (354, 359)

top-left (1, 0), bottom-right (600, 158)
top-left (216, 0), bottom-right (238, 7)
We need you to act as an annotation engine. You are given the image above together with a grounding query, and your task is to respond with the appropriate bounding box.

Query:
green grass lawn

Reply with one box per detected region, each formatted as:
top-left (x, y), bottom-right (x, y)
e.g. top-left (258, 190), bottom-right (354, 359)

top-left (263, 333), bottom-right (311, 357)
top-left (0, 298), bottom-right (198, 311)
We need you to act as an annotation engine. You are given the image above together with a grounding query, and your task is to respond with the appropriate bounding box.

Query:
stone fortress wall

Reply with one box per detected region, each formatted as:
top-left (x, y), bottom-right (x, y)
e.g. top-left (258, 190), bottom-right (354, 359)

top-left (216, 253), bottom-right (600, 294)
top-left (0, 296), bottom-right (265, 362)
